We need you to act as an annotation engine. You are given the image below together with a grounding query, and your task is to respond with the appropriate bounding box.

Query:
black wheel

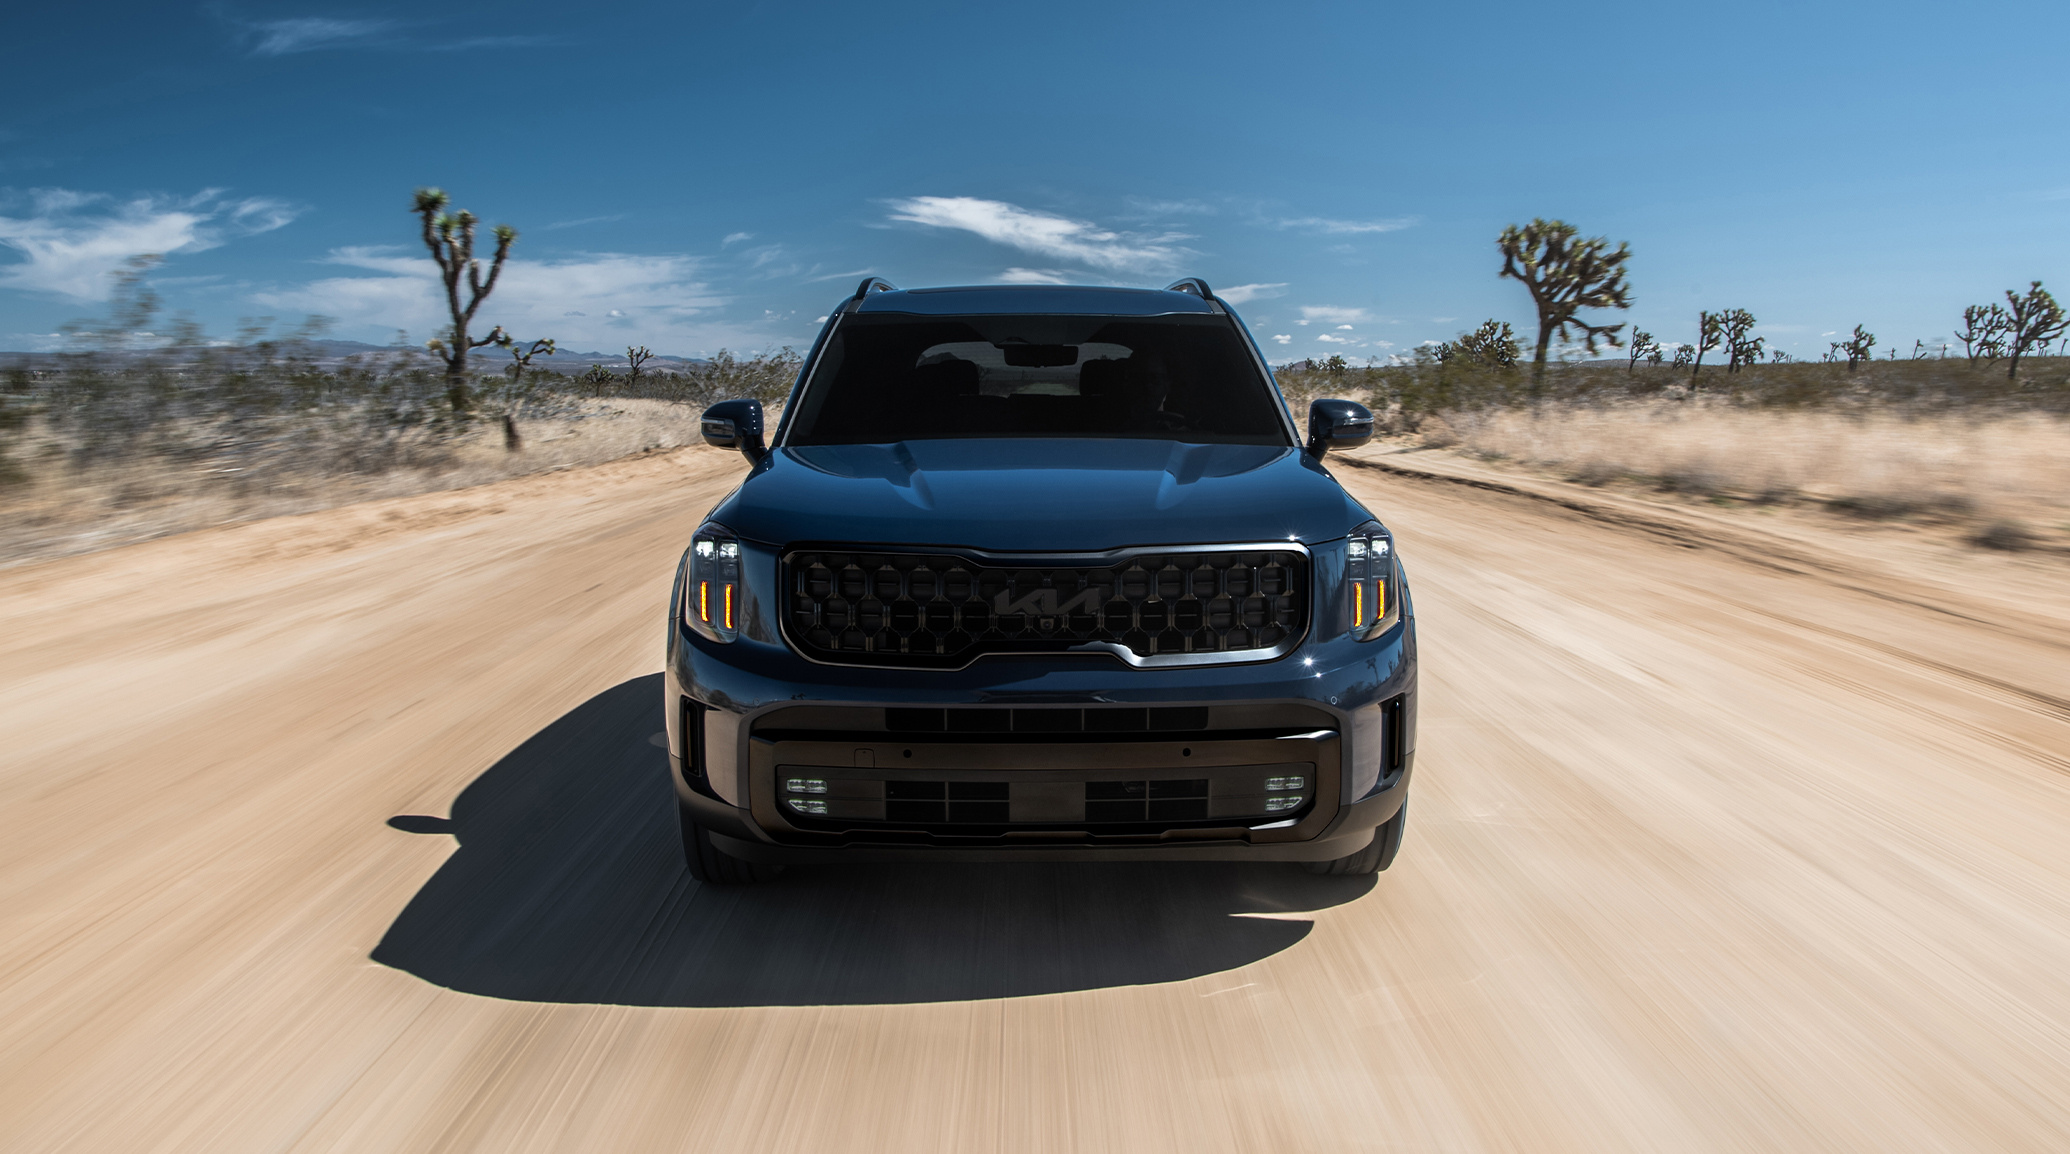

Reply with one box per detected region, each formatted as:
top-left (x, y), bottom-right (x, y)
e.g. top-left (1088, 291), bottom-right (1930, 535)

top-left (1304, 800), bottom-right (1408, 876)
top-left (679, 805), bottom-right (784, 884)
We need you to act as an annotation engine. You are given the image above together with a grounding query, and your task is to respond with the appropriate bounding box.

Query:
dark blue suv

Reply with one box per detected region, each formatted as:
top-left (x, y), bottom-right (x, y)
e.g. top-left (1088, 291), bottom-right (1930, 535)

top-left (667, 278), bottom-right (1415, 882)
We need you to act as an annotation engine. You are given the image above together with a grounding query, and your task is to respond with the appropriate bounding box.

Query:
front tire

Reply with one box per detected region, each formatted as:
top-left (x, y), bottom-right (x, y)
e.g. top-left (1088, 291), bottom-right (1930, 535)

top-left (679, 806), bottom-right (784, 884)
top-left (1304, 800), bottom-right (1407, 876)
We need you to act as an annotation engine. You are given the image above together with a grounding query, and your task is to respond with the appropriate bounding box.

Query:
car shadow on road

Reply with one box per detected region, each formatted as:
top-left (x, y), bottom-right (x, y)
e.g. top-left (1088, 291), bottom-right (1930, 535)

top-left (372, 674), bottom-right (1374, 1007)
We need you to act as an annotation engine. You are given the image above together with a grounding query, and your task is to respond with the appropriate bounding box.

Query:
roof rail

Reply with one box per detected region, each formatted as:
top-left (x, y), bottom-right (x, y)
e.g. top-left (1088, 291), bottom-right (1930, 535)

top-left (1164, 278), bottom-right (1216, 301)
top-left (851, 276), bottom-right (899, 301)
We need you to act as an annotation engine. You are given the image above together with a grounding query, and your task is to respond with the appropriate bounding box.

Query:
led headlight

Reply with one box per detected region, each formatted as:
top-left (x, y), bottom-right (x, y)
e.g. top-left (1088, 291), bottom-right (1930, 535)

top-left (1345, 520), bottom-right (1401, 641)
top-left (683, 521), bottom-right (742, 643)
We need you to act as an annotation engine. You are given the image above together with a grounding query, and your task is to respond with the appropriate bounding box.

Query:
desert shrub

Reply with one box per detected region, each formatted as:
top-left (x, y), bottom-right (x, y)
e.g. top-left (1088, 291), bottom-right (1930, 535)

top-left (578, 347), bottom-right (803, 409)
top-left (1972, 520), bottom-right (2036, 551)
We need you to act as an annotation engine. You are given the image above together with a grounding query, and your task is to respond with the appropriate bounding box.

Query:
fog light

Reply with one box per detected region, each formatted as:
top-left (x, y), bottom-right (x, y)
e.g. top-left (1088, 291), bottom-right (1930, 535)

top-left (1264, 796), bottom-right (1303, 812)
top-left (785, 778), bottom-right (828, 794)
top-left (1265, 776), bottom-right (1305, 791)
top-left (787, 798), bottom-right (829, 815)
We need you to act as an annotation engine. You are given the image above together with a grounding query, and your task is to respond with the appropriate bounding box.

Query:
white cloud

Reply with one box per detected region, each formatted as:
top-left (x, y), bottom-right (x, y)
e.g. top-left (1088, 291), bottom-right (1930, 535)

top-left (1315, 333), bottom-right (1353, 344)
top-left (886, 196), bottom-right (1186, 273)
top-left (1271, 334), bottom-right (1292, 345)
top-left (236, 17), bottom-right (541, 57)
top-left (1277, 216), bottom-right (1418, 235)
top-left (721, 231), bottom-right (754, 246)
top-left (1125, 198), bottom-right (1217, 217)
top-left (743, 244), bottom-right (792, 271)
top-left (543, 214), bottom-right (625, 231)
top-left (1335, 323), bottom-right (1354, 330)
top-left (1215, 282), bottom-right (1287, 305)
top-left (258, 246), bottom-right (742, 351)
top-left (804, 267), bottom-right (877, 283)
top-left (249, 17), bottom-right (396, 55)
top-left (1299, 305), bottom-right (1367, 325)
top-left (229, 198), bottom-right (298, 233)
top-left (0, 188), bottom-right (301, 300)
top-left (997, 267), bottom-right (1075, 284)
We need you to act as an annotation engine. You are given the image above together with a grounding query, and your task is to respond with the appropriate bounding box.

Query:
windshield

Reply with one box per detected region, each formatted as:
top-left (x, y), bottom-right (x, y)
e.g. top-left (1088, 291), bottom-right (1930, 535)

top-left (782, 313), bottom-right (1291, 446)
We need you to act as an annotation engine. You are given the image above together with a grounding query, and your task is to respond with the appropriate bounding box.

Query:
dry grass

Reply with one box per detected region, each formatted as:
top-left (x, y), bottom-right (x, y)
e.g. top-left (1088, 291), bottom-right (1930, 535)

top-left (0, 398), bottom-right (714, 566)
top-left (1437, 400), bottom-right (2070, 544)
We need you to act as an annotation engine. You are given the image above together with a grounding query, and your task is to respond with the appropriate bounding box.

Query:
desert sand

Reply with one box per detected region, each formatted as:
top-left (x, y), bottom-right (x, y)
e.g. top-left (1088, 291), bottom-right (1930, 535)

top-left (2, 442), bottom-right (2066, 1152)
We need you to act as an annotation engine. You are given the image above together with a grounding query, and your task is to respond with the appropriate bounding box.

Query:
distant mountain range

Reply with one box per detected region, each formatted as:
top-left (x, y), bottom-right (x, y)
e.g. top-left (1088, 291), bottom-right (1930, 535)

top-left (1, 339), bottom-right (710, 371)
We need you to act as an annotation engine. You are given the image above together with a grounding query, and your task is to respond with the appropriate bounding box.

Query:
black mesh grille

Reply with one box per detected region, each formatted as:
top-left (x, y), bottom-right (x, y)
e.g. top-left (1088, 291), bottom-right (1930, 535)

top-left (784, 547), bottom-right (1307, 668)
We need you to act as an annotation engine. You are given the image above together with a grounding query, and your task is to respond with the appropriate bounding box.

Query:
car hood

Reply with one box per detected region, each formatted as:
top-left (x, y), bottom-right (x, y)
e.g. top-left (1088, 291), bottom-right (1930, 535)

top-left (713, 438), bottom-right (1368, 552)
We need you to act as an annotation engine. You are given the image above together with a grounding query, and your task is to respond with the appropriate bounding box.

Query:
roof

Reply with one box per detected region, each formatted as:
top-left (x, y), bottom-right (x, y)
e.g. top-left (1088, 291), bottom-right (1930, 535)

top-left (851, 284), bottom-right (1223, 317)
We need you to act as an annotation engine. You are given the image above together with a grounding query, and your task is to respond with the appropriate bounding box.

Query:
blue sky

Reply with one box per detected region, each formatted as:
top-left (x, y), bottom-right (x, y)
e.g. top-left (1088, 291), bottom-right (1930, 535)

top-left (3, 0), bottom-right (2066, 361)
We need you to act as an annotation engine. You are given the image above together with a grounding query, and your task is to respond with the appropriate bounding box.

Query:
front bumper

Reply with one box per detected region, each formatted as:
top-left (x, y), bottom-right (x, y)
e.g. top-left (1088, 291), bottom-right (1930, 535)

top-left (666, 608), bottom-right (1415, 864)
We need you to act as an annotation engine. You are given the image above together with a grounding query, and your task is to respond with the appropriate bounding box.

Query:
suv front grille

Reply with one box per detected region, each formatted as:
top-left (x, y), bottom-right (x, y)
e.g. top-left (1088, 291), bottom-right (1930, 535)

top-left (783, 546), bottom-right (1308, 668)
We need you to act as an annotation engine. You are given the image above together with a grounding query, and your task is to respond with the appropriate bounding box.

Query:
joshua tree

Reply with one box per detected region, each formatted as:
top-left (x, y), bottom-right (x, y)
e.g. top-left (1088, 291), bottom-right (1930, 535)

top-left (413, 187), bottom-right (518, 413)
top-left (1830, 325), bottom-right (1875, 370)
top-left (1689, 311), bottom-right (1723, 381)
top-left (1956, 303), bottom-right (2011, 363)
top-left (1497, 218), bottom-right (1632, 391)
top-left (505, 338), bottom-right (557, 381)
top-left (60, 255), bottom-right (164, 352)
top-left (2003, 281), bottom-right (2067, 381)
top-left (1625, 328), bottom-right (1659, 372)
top-left (1718, 309), bottom-right (1763, 372)
top-left (624, 345), bottom-right (654, 390)
top-left (0, 366), bottom-right (27, 485)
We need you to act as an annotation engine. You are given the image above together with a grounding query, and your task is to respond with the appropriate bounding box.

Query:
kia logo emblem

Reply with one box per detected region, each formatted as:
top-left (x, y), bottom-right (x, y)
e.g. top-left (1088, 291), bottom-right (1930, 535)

top-left (992, 588), bottom-right (1103, 616)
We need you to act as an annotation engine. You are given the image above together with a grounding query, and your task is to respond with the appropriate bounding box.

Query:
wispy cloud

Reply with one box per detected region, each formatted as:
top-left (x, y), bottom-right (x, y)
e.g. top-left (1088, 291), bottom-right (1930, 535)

top-left (543, 213), bottom-right (626, 231)
top-left (0, 188), bottom-right (301, 300)
top-left (1299, 305), bottom-right (1367, 325)
top-left (1215, 282), bottom-right (1287, 305)
top-left (260, 245), bottom-right (740, 351)
top-left (721, 231), bottom-right (754, 247)
top-left (885, 196), bottom-right (1187, 274)
top-left (997, 267), bottom-right (1075, 284)
top-left (248, 17), bottom-right (396, 55)
top-left (1125, 197), bottom-right (1217, 217)
top-left (236, 16), bottom-right (540, 56)
top-left (743, 244), bottom-right (792, 271)
top-left (1277, 216), bottom-right (1418, 235)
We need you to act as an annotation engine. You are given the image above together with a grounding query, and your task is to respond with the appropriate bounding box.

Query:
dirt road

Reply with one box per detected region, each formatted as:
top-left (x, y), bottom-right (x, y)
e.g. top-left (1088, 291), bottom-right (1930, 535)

top-left (3, 445), bottom-right (2067, 1152)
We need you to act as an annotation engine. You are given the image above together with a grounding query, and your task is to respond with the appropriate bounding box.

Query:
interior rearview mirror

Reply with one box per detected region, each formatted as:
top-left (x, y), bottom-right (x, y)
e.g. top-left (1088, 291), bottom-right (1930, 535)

top-left (999, 343), bottom-right (1078, 367)
top-left (1306, 398), bottom-right (1373, 457)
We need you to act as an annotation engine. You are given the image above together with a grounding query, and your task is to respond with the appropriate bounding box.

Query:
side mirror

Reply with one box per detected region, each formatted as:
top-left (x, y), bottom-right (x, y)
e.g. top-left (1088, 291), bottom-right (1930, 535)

top-left (1306, 398), bottom-right (1373, 457)
top-left (701, 399), bottom-right (766, 465)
